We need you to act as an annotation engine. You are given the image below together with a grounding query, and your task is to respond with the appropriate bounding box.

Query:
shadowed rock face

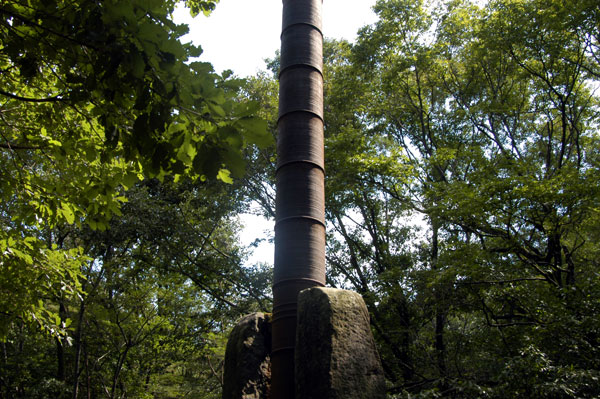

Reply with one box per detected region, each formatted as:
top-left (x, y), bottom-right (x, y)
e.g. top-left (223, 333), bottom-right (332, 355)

top-left (296, 288), bottom-right (386, 399)
top-left (222, 313), bottom-right (271, 399)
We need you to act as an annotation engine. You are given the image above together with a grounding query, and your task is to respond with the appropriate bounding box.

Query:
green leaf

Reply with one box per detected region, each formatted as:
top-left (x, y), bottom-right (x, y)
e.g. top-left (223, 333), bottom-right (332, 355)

top-left (122, 172), bottom-right (140, 190)
top-left (235, 117), bottom-right (272, 148)
top-left (221, 147), bottom-right (245, 177)
top-left (60, 203), bottom-right (75, 225)
top-left (216, 168), bottom-right (233, 184)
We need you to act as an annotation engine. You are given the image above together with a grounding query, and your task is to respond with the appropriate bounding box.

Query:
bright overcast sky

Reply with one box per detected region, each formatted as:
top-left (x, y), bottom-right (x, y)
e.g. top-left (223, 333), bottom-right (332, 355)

top-left (174, 0), bottom-right (379, 265)
top-left (175, 0), bottom-right (379, 77)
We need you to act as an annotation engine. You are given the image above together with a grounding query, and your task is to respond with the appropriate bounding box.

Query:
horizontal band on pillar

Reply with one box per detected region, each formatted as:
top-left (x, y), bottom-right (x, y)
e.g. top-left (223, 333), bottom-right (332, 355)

top-left (279, 63), bottom-right (322, 79)
top-left (273, 278), bottom-right (325, 304)
top-left (273, 276), bottom-right (325, 294)
top-left (282, 0), bottom-right (322, 32)
top-left (273, 277), bottom-right (326, 289)
top-left (274, 215), bottom-right (325, 228)
top-left (281, 21), bottom-right (323, 39)
top-left (277, 111), bottom-right (324, 166)
top-left (280, 23), bottom-right (323, 74)
top-left (277, 109), bottom-right (323, 124)
top-left (272, 313), bottom-right (298, 323)
top-left (272, 311), bottom-right (297, 323)
top-left (278, 63), bottom-right (323, 80)
top-left (278, 67), bottom-right (323, 119)
top-left (273, 271), bottom-right (325, 287)
top-left (276, 159), bottom-right (325, 174)
top-left (273, 268), bottom-right (325, 283)
top-left (278, 109), bottom-right (323, 124)
top-left (275, 163), bottom-right (324, 221)
top-left (274, 221), bottom-right (326, 270)
top-left (272, 304), bottom-right (299, 315)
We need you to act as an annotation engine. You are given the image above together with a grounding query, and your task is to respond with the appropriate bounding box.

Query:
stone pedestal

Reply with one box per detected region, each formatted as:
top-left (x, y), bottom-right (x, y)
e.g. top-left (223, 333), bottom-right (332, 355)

top-left (222, 313), bottom-right (271, 399)
top-left (222, 289), bottom-right (386, 399)
top-left (295, 288), bottom-right (386, 399)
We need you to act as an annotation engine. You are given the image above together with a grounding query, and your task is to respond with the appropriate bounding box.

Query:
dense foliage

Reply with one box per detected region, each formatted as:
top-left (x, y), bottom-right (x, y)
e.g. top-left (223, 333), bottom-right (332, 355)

top-left (324, 0), bottom-right (600, 396)
top-left (1, 177), bottom-right (271, 398)
top-left (250, 0), bottom-right (600, 397)
top-left (1, 1), bottom-right (272, 396)
top-left (2, 0), bottom-right (599, 397)
top-left (0, 0), bottom-right (270, 338)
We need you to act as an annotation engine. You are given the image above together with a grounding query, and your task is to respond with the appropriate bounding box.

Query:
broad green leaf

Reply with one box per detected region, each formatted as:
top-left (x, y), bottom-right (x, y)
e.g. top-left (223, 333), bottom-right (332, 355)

top-left (235, 117), bottom-right (272, 148)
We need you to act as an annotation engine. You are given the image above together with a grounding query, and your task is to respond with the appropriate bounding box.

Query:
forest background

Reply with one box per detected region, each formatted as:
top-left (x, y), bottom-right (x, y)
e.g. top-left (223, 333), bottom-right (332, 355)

top-left (1, 0), bottom-right (599, 398)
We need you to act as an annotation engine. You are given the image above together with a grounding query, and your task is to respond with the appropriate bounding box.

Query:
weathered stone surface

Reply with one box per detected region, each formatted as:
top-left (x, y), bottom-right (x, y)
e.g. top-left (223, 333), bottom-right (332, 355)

top-left (223, 312), bottom-right (271, 399)
top-left (296, 288), bottom-right (386, 399)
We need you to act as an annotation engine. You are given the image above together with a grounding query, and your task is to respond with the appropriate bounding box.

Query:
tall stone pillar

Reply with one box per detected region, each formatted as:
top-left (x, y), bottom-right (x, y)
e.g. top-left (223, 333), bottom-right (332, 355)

top-left (271, 0), bottom-right (325, 398)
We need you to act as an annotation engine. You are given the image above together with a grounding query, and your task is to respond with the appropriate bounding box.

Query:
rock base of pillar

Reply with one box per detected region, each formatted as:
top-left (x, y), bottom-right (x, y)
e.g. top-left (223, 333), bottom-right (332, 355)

top-left (296, 287), bottom-right (386, 399)
top-left (222, 312), bottom-right (271, 399)
top-left (222, 289), bottom-right (385, 399)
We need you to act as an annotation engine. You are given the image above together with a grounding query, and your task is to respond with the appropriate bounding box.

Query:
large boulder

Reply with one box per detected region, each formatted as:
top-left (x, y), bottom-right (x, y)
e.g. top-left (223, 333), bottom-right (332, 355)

top-left (296, 287), bottom-right (386, 399)
top-left (222, 312), bottom-right (271, 399)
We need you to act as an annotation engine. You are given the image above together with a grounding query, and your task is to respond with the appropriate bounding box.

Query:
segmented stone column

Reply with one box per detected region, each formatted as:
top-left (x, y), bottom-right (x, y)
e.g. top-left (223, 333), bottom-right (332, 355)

top-left (271, 0), bottom-right (325, 398)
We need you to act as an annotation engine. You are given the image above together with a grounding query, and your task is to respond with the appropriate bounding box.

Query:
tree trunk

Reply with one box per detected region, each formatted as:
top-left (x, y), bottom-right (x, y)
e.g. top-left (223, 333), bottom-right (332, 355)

top-left (72, 298), bottom-right (86, 399)
top-left (431, 218), bottom-right (447, 386)
top-left (56, 301), bottom-right (67, 382)
top-left (110, 346), bottom-right (130, 399)
top-left (85, 351), bottom-right (91, 399)
top-left (272, 0), bottom-right (325, 398)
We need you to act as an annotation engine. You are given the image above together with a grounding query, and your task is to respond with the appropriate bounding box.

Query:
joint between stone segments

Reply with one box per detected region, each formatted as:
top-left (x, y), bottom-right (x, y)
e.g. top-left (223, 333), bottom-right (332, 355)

top-left (276, 159), bottom-right (325, 174)
top-left (271, 313), bottom-right (297, 322)
top-left (272, 305), bottom-right (297, 314)
top-left (275, 215), bottom-right (325, 228)
top-left (277, 109), bottom-right (323, 124)
top-left (278, 62), bottom-right (323, 79)
top-left (272, 300), bottom-right (299, 309)
top-left (273, 277), bottom-right (326, 289)
top-left (280, 22), bottom-right (323, 39)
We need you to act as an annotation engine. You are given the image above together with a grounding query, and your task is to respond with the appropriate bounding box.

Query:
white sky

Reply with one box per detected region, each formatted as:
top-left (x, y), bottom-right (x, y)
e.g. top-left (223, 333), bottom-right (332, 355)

top-left (175, 0), bottom-right (379, 265)
top-left (175, 0), bottom-right (378, 77)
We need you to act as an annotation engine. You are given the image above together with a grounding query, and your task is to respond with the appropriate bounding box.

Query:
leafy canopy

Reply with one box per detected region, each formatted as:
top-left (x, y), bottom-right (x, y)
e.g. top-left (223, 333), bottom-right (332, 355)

top-left (0, 0), bottom-right (272, 337)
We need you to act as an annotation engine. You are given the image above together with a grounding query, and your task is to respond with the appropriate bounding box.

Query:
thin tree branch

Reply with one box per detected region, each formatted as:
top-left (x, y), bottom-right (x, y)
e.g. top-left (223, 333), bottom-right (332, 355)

top-left (0, 143), bottom-right (45, 150)
top-left (0, 88), bottom-right (67, 103)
